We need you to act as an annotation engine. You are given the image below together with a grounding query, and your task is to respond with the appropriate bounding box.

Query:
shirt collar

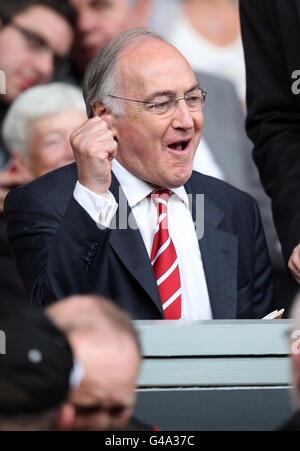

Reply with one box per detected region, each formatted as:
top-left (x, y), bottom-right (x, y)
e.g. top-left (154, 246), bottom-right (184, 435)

top-left (112, 159), bottom-right (189, 208)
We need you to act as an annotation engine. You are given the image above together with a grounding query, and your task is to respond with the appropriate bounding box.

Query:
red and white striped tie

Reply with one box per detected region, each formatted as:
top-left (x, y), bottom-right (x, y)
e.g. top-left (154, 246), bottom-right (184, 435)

top-left (149, 190), bottom-right (181, 319)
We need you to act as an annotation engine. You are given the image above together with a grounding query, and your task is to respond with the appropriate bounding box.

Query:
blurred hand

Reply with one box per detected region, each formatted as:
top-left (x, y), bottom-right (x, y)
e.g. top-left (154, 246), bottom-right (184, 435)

top-left (70, 116), bottom-right (118, 195)
top-left (288, 243), bottom-right (300, 284)
top-left (0, 168), bottom-right (29, 214)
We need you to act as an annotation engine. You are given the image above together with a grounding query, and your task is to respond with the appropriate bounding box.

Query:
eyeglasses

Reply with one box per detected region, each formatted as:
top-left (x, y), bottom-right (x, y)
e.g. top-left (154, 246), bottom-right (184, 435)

top-left (8, 22), bottom-right (65, 69)
top-left (108, 88), bottom-right (207, 116)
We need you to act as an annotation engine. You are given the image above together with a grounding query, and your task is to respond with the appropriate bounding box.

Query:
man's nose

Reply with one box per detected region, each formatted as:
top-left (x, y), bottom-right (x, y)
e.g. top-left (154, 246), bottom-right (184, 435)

top-left (171, 99), bottom-right (195, 129)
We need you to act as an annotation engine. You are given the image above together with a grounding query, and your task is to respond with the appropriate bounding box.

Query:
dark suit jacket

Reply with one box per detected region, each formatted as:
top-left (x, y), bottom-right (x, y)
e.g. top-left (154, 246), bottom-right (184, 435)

top-left (4, 163), bottom-right (274, 318)
top-left (0, 215), bottom-right (28, 303)
top-left (240, 0), bottom-right (300, 264)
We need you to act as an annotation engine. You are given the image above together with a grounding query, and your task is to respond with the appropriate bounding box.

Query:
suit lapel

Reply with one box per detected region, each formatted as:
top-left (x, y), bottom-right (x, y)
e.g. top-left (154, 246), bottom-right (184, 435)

top-left (199, 221), bottom-right (238, 319)
top-left (108, 175), bottom-right (163, 316)
top-left (186, 178), bottom-right (238, 319)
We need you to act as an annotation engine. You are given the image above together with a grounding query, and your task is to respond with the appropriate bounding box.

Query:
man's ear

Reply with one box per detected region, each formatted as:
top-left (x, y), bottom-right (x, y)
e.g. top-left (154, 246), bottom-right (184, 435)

top-left (93, 102), bottom-right (118, 139)
top-left (92, 101), bottom-right (104, 118)
top-left (56, 402), bottom-right (75, 431)
top-left (133, 0), bottom-right (151, 28)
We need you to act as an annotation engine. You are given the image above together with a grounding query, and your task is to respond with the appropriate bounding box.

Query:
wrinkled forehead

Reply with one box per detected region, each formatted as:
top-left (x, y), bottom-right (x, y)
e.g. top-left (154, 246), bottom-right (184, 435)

top-left (117, 38), bottom-right (197, 98)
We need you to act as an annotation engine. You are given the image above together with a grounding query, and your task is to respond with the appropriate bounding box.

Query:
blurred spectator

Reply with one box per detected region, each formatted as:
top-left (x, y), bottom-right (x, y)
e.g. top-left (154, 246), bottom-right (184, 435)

top-left (68, 0), bottom-right (151, 80)
top-left (2, 82), bottom-right (86, 179)
top-left (0, 82), bottom-right (86, 303)
top-left (46, 295), bottom-right (143, 431)
top-left (0, 0), bottom-right (76, 167)
top-left (148, 0), bottom-right (178, 34)
top-left (161, 0), bottom-right (245, 106)
top-left (0, 300), bottom-right (75, 431)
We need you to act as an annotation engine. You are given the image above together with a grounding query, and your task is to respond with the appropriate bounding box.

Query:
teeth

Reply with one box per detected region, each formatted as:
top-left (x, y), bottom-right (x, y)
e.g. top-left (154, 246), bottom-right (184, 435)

top-left (169, 143), bottom-right (183, 150)
top-left (168, 141), bottom-right (189, 151)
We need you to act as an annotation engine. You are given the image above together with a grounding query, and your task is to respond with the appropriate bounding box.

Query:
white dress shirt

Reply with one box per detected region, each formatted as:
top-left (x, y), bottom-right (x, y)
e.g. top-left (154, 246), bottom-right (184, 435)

top-left (73, 159), bottom-right (212, 320)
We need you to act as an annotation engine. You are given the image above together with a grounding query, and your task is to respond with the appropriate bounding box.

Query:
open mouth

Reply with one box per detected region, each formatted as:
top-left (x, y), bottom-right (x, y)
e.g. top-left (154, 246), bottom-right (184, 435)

top-left (167, 140), bottom-right (190, 151)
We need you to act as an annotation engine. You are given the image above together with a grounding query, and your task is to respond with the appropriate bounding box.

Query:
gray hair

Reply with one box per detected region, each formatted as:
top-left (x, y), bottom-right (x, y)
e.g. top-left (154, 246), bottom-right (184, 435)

top-left (83, 28), bottom-right (167, 119)
top-left (2, 82), bottom-right (86, 155)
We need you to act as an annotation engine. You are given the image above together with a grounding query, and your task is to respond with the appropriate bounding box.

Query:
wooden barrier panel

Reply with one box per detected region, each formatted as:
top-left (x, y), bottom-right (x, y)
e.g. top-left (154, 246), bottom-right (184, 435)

top-left (133, 320), bottom-right (294, 430)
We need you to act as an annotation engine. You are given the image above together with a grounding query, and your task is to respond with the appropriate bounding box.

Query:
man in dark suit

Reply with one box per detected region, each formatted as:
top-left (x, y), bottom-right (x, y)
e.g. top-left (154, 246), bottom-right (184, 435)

top-left (239, 1), bottom-right (300, 286)
top-left (61, 0), bottom-right (285, 308)
top-left (5, 29), bottom-right (274, 319)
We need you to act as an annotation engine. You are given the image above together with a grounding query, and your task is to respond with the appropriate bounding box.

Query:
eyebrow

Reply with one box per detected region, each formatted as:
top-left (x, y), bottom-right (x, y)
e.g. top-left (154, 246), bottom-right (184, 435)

top-left (12, 22), bottom-right (65, 59)
top-left (145, 83), bottom-right (200, 101)
top-left (13, 22), bottom-right (47, 46)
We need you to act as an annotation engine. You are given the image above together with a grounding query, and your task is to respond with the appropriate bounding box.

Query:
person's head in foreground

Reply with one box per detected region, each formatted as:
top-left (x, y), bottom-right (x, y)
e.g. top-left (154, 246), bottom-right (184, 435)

top-left (0, 301), bottom-right (76, 431)
top-left (69, 0), bottom-right (151, 74)
top-left (2, 82), bottom-right (87, 180)
top-left (82, 28), bottom-right (206, 191)
top-left (0, 0), bottom-right (75, 103)
top-left (46, 295), bottom-right (141, 431)
top-left (290, 293), bottom-right (300, 407)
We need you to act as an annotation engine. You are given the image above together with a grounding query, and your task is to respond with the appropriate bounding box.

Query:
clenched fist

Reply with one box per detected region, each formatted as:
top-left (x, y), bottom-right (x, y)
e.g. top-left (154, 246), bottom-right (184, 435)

top-left (70, 116), bottom-right (118, 195)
